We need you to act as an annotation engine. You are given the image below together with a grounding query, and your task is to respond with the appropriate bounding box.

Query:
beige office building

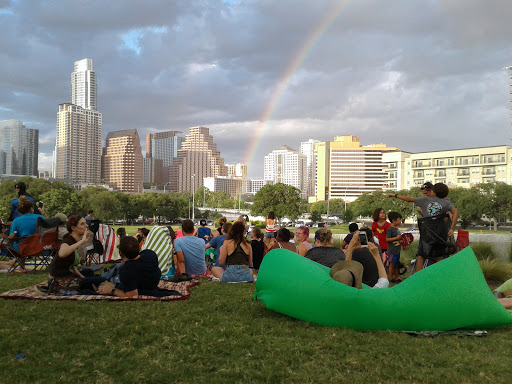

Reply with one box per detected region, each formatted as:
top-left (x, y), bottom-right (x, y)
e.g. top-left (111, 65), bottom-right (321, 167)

top-left (55, 103), bottom-right (102, 183)
top-left (313, 136), bottom-right (398, 203)
top-left (101, 129), bottom-right (143, 193)
top-left (383, 145), bottom-right (512, 190)
top-left (169, 126), bottom-right (227, 193)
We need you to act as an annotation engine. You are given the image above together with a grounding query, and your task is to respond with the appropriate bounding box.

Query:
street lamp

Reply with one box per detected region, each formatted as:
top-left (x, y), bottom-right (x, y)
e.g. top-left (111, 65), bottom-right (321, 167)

top-left (163, 182), bottom-right (170, 193)
top-left (192, 174), bottom-right (196, 222)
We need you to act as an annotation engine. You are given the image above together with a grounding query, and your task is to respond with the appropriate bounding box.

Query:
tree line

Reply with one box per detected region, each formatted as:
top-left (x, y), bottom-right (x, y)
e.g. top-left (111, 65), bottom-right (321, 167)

top-left (2, 177), bottom-right (511, 229)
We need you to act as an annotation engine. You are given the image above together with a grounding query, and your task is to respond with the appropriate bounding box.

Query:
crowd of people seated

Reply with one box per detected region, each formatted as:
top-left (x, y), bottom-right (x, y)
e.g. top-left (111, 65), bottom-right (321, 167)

top-left (6, 180), bottom-right (512, 313)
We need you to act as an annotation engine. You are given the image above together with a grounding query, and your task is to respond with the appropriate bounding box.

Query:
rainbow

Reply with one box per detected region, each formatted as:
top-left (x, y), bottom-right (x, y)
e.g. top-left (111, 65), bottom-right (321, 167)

top-left (244, 1), bottom-right (350, 172)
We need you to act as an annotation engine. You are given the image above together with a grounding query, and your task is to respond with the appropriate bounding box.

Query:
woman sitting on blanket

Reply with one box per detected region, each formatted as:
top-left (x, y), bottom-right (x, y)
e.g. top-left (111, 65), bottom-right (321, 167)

top-left (211, 221), bottom-right (253, 282)
top-left (48, 215), bottom-right (92, 280)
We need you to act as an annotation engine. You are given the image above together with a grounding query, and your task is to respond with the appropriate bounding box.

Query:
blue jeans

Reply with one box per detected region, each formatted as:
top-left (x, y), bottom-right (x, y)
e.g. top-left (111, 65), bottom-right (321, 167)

top-left (221, 265), bottom-right (253, 282)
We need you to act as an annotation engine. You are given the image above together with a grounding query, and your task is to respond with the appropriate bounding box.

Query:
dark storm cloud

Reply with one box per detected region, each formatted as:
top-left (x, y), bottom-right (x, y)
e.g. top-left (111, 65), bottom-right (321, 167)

top-left (0, 0), bottom-right (511, 176)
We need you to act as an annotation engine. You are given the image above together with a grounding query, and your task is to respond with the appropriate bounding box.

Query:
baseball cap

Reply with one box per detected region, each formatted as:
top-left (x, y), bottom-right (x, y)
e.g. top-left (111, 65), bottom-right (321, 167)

top-left (421, 182), bottom-right (433, 190)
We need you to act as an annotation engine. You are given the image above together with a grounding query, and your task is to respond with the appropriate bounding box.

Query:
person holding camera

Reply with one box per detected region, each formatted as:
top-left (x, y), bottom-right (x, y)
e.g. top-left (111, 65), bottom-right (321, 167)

top-left (8, 182), bottom-right (45, 222)
top-left (331, 230), bottom-right (389, 289)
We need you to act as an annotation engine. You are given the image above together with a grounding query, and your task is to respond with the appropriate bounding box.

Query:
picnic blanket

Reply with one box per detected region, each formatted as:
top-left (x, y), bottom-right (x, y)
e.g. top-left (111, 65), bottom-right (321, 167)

top-left (0, 279), bottom-right (198, 302)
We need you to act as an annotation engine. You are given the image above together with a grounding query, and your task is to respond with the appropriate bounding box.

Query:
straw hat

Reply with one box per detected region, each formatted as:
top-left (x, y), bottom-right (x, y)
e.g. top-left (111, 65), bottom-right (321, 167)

top-left (53, 213), bottom-right (68, 224)
top-left (330, 260), bottom-right (364, 289)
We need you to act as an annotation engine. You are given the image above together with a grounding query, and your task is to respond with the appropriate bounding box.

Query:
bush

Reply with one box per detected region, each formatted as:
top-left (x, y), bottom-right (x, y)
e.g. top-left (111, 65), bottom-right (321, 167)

top-left (478, 258), bottom-right (512, 283)
top-left (472, 242), bottom-right (497, 260)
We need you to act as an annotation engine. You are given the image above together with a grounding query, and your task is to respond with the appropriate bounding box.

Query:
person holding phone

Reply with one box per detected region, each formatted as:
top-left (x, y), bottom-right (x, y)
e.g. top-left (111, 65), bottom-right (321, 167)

top-left (304, 228), bottom-right (345, 268)
top-left (339, 227), bottom-right (382, 287)
top-left (332, 230), bottom-right (389, 289)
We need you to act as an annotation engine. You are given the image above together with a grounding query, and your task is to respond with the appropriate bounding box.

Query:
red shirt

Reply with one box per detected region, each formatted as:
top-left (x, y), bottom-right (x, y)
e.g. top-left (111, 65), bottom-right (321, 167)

top-left (371, 221), bottom-right (391, 250)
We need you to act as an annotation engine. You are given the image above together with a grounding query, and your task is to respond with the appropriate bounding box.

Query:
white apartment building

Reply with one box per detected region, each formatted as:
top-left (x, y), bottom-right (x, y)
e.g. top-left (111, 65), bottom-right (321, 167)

top-left (264, 146), bottom-right (307, 198)
top-left (383, 145), bottom-right (512, 190)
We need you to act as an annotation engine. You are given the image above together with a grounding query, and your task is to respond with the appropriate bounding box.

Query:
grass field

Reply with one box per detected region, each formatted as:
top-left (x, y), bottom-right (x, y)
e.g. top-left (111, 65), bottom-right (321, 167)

top-left (1, 270), bottom-right (512, 384)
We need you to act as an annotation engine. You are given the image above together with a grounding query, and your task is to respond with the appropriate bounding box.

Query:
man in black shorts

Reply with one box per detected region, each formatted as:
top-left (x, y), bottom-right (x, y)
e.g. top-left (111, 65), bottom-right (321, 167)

top-left (81, 237), bottom-right (163, 297)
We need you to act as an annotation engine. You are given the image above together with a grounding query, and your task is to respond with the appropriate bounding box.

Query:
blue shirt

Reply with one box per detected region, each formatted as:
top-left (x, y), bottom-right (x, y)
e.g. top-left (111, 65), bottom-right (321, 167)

top-left (174, 235), bottom-right (207, 275)
top-left (208, 235), bottom-right (227, 268)
top-left (9, 213), bottom-right (45, 251)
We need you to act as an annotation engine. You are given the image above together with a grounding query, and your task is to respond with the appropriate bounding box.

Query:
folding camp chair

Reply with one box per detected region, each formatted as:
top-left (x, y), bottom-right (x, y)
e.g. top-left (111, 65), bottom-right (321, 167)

top-left (141, 226), bottom-right (173, 276)
top-left (85, 222), bottom-right (117, 265)
top-left (85, 220), bottom-right (103, 265)
top-left (0, 218), bottom-right (60, 273)
top-left (0, 234), bottom-right (28, 272)
top-left (17, 217), bottom-right (60, 272)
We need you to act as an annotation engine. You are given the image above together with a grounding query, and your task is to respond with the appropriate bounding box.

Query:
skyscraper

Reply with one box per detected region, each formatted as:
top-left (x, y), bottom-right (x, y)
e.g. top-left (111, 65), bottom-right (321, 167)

top-left (102, 129), bottom-right (143, 193)
top-left (54, 58), bottom-right (102, 183)
top-left (169, 126), bottom-right (227, 193)
top-left (264, 146), bottom-right (307, 198)
top-left (0, 120), bottom-right (39, 176)
top-left (300, 139), bottom-right (320, 198)
top-left (146, 130), bottom-right (185, 184)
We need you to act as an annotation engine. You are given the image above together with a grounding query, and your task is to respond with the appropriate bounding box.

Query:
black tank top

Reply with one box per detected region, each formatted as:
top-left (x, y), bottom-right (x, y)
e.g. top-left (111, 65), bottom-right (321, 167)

top-left (226, 243), bottom-right (249, 266)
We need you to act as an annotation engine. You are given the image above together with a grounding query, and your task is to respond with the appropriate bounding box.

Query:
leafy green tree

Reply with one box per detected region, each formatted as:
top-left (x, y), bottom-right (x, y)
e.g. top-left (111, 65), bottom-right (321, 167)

top-left (88, 190), bottom-right (121, 223)
top-left (310, 211), bottom-right (322, 223)
top-left (40, 189), bottom-right (81, 217)
top-left (350, 189), bottom-right (419, 221)
top-left (447, 187), bottom-right (487, 228)
top-left (251, 183), bottom-right (306, 221)
top-left (478, 182), bottom-right (512, 230)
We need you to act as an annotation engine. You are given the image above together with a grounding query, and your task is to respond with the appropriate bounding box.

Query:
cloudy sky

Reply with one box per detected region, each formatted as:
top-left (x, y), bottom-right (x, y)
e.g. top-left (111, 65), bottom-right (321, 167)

top-left (1, 0), bottom-right (511, 178)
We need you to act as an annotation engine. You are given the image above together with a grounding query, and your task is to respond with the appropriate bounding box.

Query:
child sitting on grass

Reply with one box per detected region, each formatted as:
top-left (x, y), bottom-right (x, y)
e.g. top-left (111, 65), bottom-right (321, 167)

top-left (386, 212), bottom-right (403, 283)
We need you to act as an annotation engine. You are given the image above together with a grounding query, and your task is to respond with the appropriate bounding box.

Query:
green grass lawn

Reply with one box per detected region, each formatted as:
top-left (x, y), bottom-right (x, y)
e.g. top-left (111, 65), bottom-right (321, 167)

top-left (1, 271), bottom-right (512, 383)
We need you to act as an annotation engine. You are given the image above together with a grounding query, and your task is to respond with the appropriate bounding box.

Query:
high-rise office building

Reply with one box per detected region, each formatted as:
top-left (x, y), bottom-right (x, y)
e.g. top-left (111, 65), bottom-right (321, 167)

top-left (146, 130), bottom-right (184, 184)
top-left (54, 58), bottom-right (102, 183)
top-left (300, 139), bottom-right (320, 198)
top-left (102, 129), bottom-right (143, 193)
top-left (0, 120), bottom-right (39, 176)
top-left (313, 136), bottom-right (398, 203)
top-left (264, 146), bottom-right (307, 198)
top-left (72, 58), bottom-right (97, 111)
top-left (169, 126), bottom-right (227, 193)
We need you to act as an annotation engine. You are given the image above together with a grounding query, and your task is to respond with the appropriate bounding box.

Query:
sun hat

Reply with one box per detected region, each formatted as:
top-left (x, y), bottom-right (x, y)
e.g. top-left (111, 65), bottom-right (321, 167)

top-left (53, 213), bottom-right (68, 224)
top-left (330, 260), bottom-right (364, 289)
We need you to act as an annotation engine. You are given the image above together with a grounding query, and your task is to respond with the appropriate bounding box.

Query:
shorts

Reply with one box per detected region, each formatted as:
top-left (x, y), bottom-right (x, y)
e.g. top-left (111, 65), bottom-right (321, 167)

top-left (264, 231), bottom-right (275, 239)
top-left (221, 265), bottom-right (253, 283)
top-left (389, 254), bottom-right (400, 265)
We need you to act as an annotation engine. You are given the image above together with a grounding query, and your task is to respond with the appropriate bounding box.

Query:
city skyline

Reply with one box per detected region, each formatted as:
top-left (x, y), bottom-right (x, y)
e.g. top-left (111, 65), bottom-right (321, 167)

top-left (1, 1), bottom-right (512, 178)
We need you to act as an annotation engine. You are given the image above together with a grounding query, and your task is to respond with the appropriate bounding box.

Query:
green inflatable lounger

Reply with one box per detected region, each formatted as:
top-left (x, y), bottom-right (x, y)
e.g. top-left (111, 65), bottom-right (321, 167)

top-left (254, 247), bottom-right (512, 331)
